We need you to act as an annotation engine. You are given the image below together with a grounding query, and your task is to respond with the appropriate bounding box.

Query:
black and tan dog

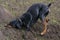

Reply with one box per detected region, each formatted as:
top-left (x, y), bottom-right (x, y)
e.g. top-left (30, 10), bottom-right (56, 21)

top-left (5, 3), bottom-right (52, 35)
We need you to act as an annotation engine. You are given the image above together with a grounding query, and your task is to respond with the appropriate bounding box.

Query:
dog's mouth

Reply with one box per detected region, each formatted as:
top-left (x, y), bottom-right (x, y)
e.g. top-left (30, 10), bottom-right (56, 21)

top-left (4, 24), bottom-right (12, 28)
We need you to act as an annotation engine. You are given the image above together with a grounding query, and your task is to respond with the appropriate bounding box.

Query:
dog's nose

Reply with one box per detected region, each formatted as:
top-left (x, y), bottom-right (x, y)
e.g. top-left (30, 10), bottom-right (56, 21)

top-left (4, 24), bottom-right (12, 28)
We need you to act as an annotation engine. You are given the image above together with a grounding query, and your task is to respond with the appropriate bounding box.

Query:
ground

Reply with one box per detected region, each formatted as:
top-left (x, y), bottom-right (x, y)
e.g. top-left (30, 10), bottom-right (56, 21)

top-left (0, 0), bottom-right (60, 40)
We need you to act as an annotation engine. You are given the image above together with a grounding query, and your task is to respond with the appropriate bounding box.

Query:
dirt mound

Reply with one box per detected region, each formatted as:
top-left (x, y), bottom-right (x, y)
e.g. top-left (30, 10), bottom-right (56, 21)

top-left (0, 31), bottom-right (6, 40)
top-left (1, 22), bottom-right (60, 40)
top-left (0, 5), bottom-right (13, 23)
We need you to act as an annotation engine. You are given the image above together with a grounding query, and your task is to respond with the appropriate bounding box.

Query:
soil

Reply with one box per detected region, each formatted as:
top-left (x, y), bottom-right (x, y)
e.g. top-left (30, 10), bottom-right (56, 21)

top-left (0, 0), bottom-right (60, 40)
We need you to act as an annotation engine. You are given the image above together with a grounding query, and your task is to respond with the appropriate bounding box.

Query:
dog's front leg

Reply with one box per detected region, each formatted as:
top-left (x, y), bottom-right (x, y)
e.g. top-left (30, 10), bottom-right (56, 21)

top-left (26, 25), bottom-right (30, 31)
top-left (26, 20), bottom-right (32, 31)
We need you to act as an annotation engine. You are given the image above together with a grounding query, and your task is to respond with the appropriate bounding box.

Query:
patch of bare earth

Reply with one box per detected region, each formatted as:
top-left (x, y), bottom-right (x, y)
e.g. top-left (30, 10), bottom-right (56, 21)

top-left (1, 22), bottom-right (60, 40)
top-left (0, 0), bottom-right (60, 40)
top-left (0, 5), bottom-right (14, 24)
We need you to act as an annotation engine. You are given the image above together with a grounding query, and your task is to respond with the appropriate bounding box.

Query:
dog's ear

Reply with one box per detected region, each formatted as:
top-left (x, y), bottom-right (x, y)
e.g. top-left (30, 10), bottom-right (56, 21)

top-left (48, 3), bottom-right (52, 7)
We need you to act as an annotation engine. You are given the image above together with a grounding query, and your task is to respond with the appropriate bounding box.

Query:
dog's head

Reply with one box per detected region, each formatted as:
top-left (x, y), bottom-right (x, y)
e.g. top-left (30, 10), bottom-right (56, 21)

top-left (5, 19), bottom-right (22, 29)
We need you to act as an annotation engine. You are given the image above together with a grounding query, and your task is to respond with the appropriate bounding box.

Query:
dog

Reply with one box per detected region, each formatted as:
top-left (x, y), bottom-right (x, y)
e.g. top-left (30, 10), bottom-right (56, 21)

top-left (5, 3), bottom-right (51, 35)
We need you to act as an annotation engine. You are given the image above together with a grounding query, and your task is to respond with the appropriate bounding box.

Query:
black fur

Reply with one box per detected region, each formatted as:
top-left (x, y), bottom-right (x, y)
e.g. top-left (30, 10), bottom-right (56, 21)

top-left (8, 3), bottom-right (51, 31)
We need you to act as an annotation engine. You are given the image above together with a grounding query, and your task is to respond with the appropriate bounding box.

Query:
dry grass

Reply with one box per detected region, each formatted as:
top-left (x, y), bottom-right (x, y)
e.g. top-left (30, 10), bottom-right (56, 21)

top-left (0, 0), bottom-right (60, 40)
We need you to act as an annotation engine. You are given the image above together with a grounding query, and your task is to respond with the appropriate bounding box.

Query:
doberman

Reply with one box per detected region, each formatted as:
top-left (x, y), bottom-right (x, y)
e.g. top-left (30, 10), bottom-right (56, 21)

top-left (5, 3), bottom-right (52, 35)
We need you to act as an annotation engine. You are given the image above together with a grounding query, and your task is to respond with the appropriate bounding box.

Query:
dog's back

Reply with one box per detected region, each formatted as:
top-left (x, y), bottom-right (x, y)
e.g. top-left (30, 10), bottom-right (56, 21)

top-left (27, 3), bottom-right (49, 23)
top-left (18, 12), bottom-right (32, 26)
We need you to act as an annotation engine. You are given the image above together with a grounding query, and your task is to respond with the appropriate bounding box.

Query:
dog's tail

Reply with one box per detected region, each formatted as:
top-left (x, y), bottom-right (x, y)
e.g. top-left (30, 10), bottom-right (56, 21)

top-left (48, 2), bottom-right (54, 7)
